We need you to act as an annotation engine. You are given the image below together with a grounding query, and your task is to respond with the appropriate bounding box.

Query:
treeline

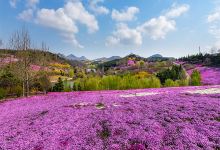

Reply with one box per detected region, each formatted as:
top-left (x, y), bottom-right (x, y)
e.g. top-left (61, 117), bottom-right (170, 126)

top-left (48, 65), bottom-right (202, 92)
top-left (73, 74), bottom-right (161, 91)
top-left (179, 53), bottom-right (220, 66)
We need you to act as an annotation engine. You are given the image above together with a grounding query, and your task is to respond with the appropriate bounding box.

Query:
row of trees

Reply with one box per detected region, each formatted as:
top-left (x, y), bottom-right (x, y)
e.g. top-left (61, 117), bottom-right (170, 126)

top-left (73, 74), bottom-right (161, 91)
top-left (179, 53), bottom-right (220, 66)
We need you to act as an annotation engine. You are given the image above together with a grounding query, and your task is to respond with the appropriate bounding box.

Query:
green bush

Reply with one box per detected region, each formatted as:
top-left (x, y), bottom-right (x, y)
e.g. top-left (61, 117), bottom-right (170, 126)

top-left (156, 65), bottom-right (186, 84)
top-left (0, 88), bottom-right (7, 100)
top-left (101, 75), bottom-right (121, 90)
top-left (164, 79), bottom-right (178, 87)
top-left (64, 86), bottom-right (72, 92)
top-left (190, 70), bottom-right (201, 86)
top-left (39, 73), bottom-right (51, 93)
top-left (176, 79), bottom-right (189, 86)
top-left (53, 77), bottom-right (64, 92)
top-left (148, 76), bottom-right (161, 88)
top-left (12, 85), bottom-right (23, 97)
top-left (84, 77), bottom-right (101, 91)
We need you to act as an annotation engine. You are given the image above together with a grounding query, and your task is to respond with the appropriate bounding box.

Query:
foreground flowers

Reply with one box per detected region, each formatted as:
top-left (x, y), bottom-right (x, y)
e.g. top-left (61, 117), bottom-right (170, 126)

top-left (0, 86), bottom-right (220, 150)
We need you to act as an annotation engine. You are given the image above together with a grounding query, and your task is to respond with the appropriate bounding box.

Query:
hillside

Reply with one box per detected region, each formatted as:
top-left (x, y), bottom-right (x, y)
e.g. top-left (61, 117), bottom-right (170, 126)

top-left (0, 49), bottom-right (86, 97)
top-left (66, 54), bottom-right (88, 61)
top-left (0, 49), bottom-right (84, 68)
top-left (95, 53), bottom-right (174, 74)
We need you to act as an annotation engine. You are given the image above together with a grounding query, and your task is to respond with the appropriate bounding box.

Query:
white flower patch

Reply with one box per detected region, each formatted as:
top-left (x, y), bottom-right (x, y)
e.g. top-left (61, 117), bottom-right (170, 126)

top-left (187, 88), bottom-right (220, 94)
top-left (112, 103), bottom-right (121, 107)
top-left (120, 92), bottom-right (158, 98)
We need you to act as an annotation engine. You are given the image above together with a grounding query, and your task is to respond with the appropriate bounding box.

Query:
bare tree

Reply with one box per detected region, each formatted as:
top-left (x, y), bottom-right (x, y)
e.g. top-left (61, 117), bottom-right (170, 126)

top-left (9, 27), bottom-right (32, 97)
top-left (41, 41), bottom-right (50, 68)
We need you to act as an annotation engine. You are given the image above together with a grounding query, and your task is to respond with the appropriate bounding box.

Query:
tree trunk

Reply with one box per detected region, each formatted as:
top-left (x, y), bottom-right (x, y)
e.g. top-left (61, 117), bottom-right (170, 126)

top-left (22, 81), bottom-right (25, 97)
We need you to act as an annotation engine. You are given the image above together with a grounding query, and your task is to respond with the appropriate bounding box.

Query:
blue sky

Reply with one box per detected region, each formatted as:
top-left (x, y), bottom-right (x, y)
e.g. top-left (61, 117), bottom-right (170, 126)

top-left (0, 0), bottom-right (220, 59)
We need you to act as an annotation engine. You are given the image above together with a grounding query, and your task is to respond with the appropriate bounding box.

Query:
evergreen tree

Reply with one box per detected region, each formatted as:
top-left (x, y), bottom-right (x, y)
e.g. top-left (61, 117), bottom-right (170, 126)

top-left (53, 77), bottom-right (64, 92)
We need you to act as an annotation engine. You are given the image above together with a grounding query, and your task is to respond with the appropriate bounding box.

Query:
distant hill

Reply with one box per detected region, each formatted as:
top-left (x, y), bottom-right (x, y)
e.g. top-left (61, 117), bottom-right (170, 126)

top-left (93, 56), bottom-right (121, 62)
top-left (66, 54), bottom-right (88, 61)
top-left (96, 53), bottom-right (148, 71)
top-left (148, 54), bottom-right (174, 62)
top-left (148, 54), bottom-right (163, 58)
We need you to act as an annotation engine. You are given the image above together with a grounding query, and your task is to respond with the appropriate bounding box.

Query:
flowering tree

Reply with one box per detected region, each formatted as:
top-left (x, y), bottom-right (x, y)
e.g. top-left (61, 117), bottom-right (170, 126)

top-left (127, 59), bottom-right (135, 66)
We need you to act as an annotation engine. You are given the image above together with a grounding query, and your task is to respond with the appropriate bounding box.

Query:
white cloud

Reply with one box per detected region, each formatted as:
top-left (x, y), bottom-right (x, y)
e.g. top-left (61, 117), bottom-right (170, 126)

top-left (106, 23), bottom-right (142, 46)
top-left (36, 8), bottom-right (82, 48)
top-left (14, 0), bottom-right (39, 22)
top-left (36, 8), bottom-right (78, 34)
top-left (17, 9), bottom-right (33, 21)
top-left (9, 0), bottom-right (18, 8)
top-left (89, 0), bottom-right (109, 15)
top-left (137, 16), bottom-right (176, 40)
top-left (112, 7), bottom-right (140, 22)
top-left (64, 1), bottom-right (99, 33)
top-left (208, 12), bottom-right (220, 23)
top-left (107, 3), bottom-right (189, 46)
top-left (35, 0), bottom-right (98, 48)
top-left (165, 4), bottom-right (190, 18)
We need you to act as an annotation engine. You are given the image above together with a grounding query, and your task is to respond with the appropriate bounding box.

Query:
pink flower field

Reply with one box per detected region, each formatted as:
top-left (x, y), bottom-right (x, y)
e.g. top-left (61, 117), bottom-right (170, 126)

top-left (0, 86), bottom-right (220, 150)
top-left (187, 67), bottom-right (220, 85)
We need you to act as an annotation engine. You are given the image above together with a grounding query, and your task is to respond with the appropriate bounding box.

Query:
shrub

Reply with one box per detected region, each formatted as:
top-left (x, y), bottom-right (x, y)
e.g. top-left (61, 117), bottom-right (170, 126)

top-left (38, 73), bottom-right (51, 94)
top-left (83, 77), bottom-right (101, 91)
top-left (0, 88), bottom-right (7, 99)
top-left (135, 71), bottom-right (151, 79)
top-left (148, 76), bottom-right (161, 88)
top-left (164, 79), bottom-right (178, 87)
top-left (12, 85), bottom-right (23, 97)
top-left (100, 76), bottom-right (120, 90)
top-left (0, 68), bottom-right (20, 89)
top-left (176, 79), bottom-right (189, 86)
top-left (69, 69), bottom-right (74, 78)
top-left (53, 77), bottom-right (64, 92)
top-left (73, 79), bottom-right (81, 91)
top-left (64, 86), bottom-right (72, 92)
top-left (190, 70), bottom-right (201, 86)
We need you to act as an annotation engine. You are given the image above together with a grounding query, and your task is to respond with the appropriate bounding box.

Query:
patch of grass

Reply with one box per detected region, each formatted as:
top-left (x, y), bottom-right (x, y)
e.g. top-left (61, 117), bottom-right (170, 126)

top-left (95, 103), bottom-right (105, 110)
